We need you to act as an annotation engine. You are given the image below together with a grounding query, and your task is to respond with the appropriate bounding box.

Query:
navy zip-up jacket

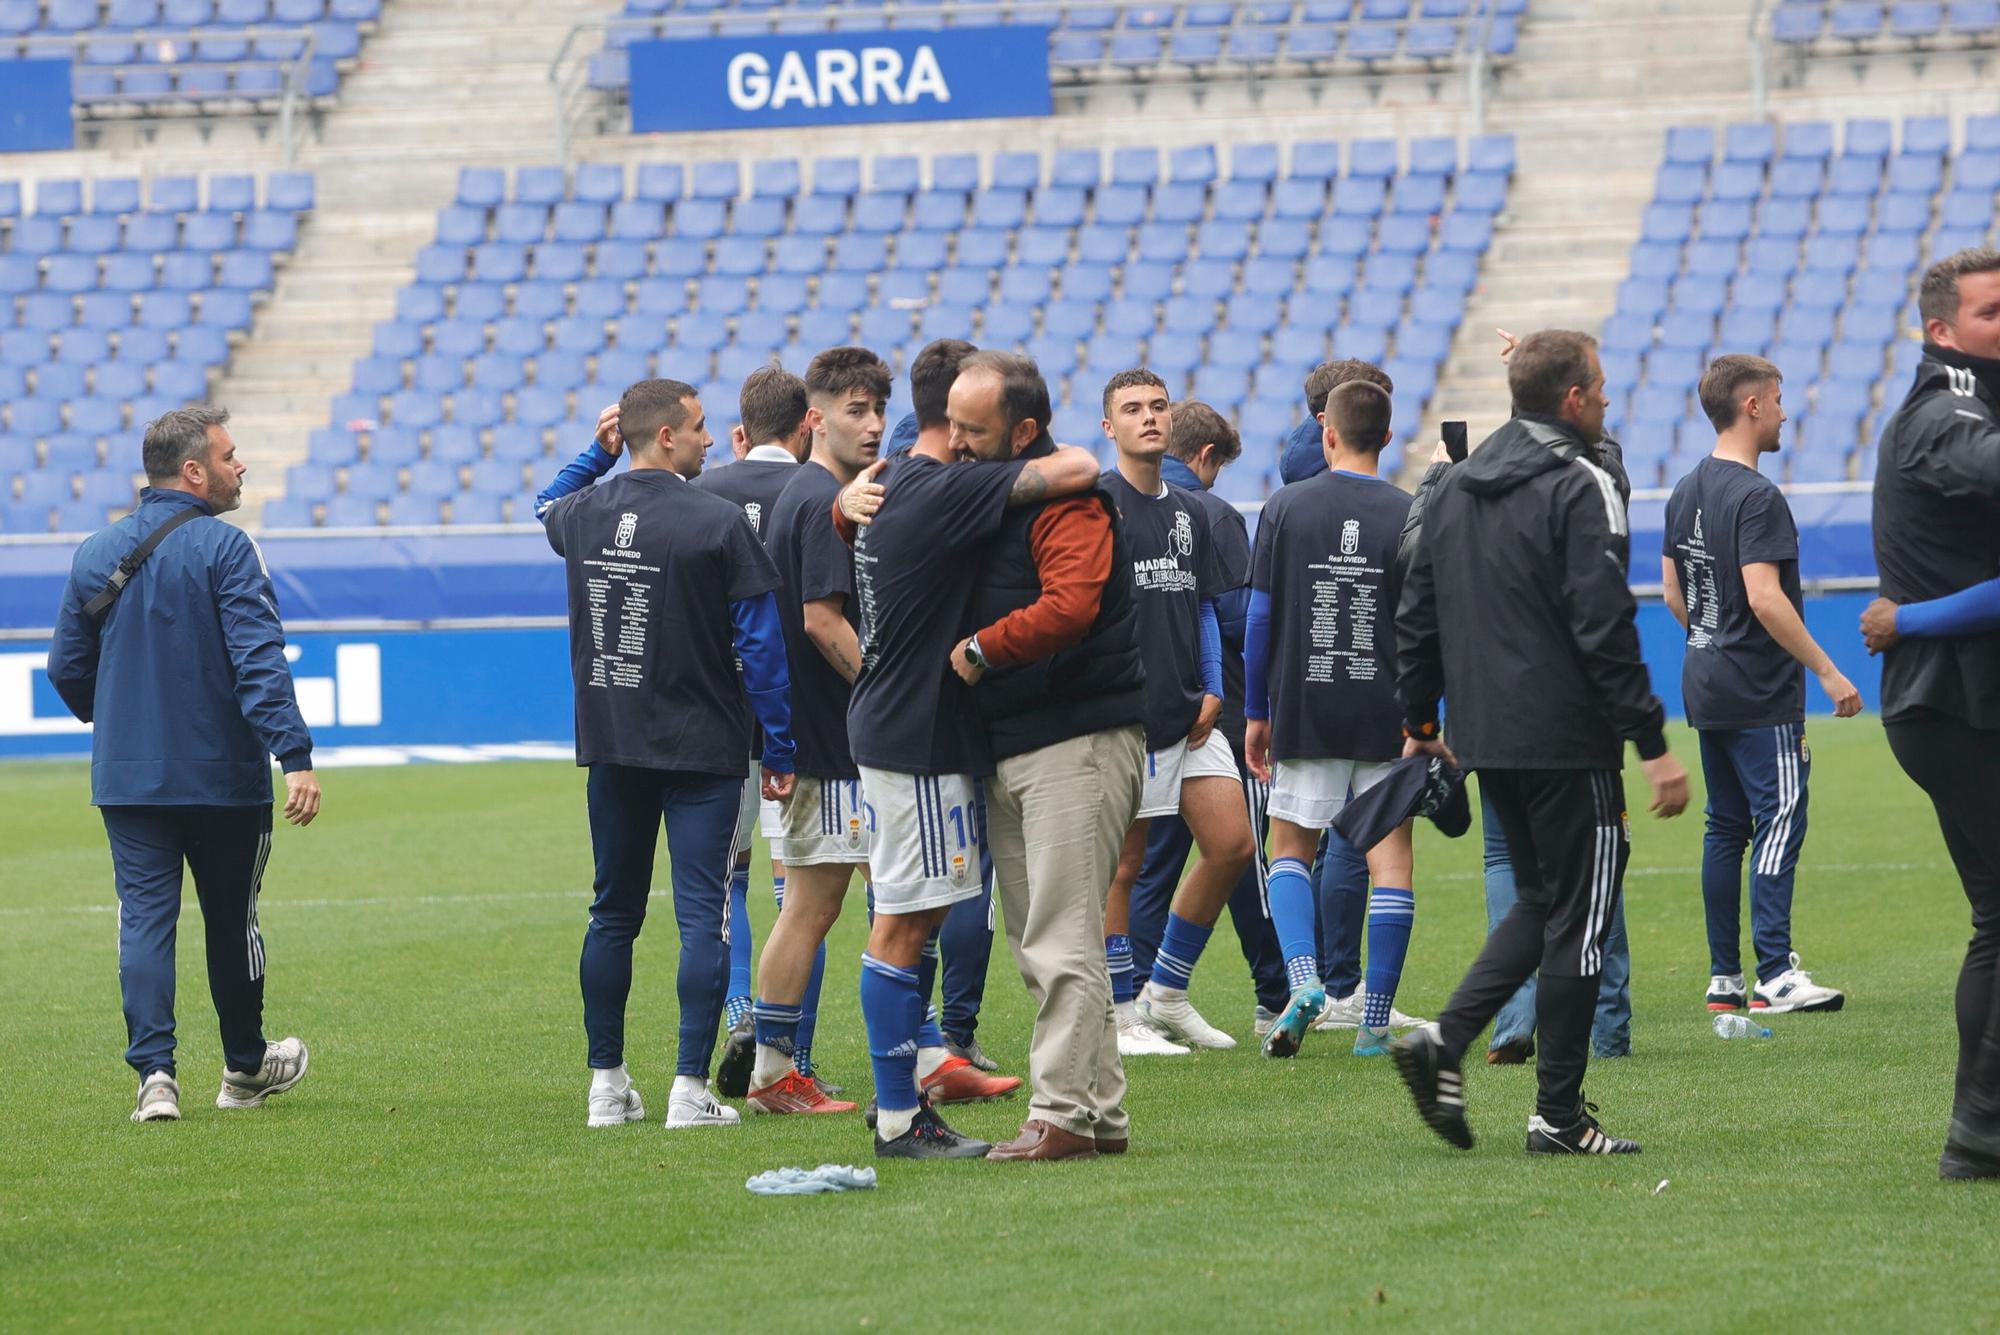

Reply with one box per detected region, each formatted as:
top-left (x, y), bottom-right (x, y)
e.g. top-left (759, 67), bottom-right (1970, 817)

top-left (47, 488), bottom-right (313, 806)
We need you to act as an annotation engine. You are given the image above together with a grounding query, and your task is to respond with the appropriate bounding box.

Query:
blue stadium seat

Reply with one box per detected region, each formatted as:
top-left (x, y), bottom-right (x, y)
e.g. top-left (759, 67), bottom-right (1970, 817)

top-left (1665, 126), bottom-right (1716, 166)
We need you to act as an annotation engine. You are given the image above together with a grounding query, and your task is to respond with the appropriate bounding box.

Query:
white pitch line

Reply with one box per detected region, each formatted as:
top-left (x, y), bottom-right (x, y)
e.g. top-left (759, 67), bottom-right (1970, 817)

top-left (0, 862), bottom-right (1931, 919)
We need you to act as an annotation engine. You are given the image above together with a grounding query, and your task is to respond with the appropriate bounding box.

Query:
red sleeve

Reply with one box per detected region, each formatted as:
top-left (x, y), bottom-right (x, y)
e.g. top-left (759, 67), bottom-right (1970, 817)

top-left (831, 493), bottom-right (857, 547)
top-left (977, 497), bottom-right (1112, 666)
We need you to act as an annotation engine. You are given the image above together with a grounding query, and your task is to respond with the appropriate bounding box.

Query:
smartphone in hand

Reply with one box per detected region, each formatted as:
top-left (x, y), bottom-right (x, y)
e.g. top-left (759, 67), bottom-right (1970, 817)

top-left (1442, 420), bottom-right (1469, 463)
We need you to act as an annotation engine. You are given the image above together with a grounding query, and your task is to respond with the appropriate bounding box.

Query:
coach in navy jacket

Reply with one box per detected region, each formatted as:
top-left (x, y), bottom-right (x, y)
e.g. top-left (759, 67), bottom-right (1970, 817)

top-left (48, 406), bottom-right (318, 1123)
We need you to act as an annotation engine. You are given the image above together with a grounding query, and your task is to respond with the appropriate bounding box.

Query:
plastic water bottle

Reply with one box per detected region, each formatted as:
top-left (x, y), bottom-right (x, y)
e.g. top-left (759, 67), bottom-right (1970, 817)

top-left (1713, 1013), bottom-right (1772, 1040)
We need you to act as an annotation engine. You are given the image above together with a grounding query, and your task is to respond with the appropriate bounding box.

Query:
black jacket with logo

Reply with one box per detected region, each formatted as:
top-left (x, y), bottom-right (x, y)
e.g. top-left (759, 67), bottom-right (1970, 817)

top-left (1396, 415), bottom-right (1667, 770)
top-left (1871, 343), bottom-right (2000, 728)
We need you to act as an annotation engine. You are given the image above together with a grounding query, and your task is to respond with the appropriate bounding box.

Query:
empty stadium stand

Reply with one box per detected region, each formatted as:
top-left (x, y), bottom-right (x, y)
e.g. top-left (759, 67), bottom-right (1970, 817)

top-left (585, 0), bottom-right (1525, 93)
top-left (1768, 0), bottom-right (2000, 49)
top-left (270, 136), bottom-right (1514, 529)
top-left (1604, 114), bottom-right (2000, 489)
top-left (0, 0), bottom-right (379, 115)
top-left (0, 171), bottom-right (314, 532)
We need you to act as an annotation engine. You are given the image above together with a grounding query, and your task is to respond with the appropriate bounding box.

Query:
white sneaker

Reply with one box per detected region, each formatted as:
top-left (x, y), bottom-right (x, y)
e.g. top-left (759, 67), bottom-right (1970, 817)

top-left (1706, 973), bottom-right (1748, 1010)
top-left (1136, 987), bottom-right (1237, 1050)
top-left (1313, 990), bottom-right (1364, 1030)
top-left (216, 1037), bottom-right (309, 1109)
top-left (132, 1072), bottom-right (179, 1123)
top-left (1253, 1005), bottom-right (1278, 1038)
top-left (587, 1083), bottom-right (646, 1128)
top-left (1315, 986), bottom-right (1428, 1030)
top-left (665, 1084), bottom-right (742, 1128)
top-left (1118, 1016), bottom-right (1190, 1056)
top-left (1753, 954), bottom-right (1845, 1015)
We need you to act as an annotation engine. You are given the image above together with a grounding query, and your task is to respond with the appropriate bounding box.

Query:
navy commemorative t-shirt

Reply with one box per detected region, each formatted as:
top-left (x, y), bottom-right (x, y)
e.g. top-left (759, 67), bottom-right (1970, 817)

top-left (849, 453), bottom-right (1027, 776)
top-left (1664, 455), bottom-right (1805, 730)
top-left (1251, 469), bottom-right (1413, 763)
top-left (767, 459), bottom-right (860, 779)
top-left (1102, 468), bottom-right (1230, 750)
top-left (544, 469), bottom-right (778, 774)
top-left (695, 455), bottom-right (798, 758)
top-left (693, 457), bottom-right (797, 542)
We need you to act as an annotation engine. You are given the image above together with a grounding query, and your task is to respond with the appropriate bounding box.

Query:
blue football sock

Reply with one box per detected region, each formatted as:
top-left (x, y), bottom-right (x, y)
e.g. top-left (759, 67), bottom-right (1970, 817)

top-left (1151, 912), bottom-right (1214, 992)
top-left (726, 861), bottom-right (752, 1022)
top-left (1362, 887), bottom-right (1415, 1029)
top-left (1105, 933), bottom-right (1135, 1004)
top-left (752, 997), bottom-right (801, 1056)
top-left (859, 953), bottom-right (923, 1113)
top-left (1267, 856), bottom-right (1322, 992)
top-left (795, 940), bottom-right (827, 1077)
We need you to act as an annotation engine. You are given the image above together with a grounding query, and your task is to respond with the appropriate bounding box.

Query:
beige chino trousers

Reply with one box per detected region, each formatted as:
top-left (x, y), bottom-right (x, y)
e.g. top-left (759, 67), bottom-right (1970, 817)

top-left (984, 724), bottom-right (1145, 1139)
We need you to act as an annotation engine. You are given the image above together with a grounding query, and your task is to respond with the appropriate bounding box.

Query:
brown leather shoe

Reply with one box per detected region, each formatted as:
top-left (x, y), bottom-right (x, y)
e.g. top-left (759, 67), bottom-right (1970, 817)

top-left (986, 1119), bottom-right (1099, 1162)
top-left (1095, 1135), bottom-right (1128, 1155)
top-left (1486, 1038), bottom-right (1533, 1065)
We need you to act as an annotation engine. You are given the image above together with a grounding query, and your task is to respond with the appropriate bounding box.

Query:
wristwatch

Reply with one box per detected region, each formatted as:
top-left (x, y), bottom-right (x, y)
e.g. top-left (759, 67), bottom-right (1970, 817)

top-left (963, 636), bottom-right (989, 670)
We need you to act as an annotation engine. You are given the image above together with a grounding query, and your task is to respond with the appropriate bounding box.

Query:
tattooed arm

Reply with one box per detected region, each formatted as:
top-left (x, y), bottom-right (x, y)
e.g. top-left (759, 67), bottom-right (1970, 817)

top-left (1008, 444), bottom-right (1100, 507)
top-left (803, 595), bottom-right (863, 684)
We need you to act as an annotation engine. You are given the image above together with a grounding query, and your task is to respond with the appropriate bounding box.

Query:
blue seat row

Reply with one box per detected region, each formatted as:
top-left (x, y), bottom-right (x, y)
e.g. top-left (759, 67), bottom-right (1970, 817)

top-left (454, 138), bottom-right (1517, 207)
top-left (0, 0), bottom-right (379, 30)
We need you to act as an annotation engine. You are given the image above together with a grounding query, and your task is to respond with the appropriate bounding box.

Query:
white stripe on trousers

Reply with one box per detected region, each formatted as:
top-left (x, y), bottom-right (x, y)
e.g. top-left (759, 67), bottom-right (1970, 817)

top-left (1756, 723), bottom-right (1803, 879)
top-left (1581, 772), bottom-right (1619, 976)
top-left (246, 825), bottom-right (271, 981)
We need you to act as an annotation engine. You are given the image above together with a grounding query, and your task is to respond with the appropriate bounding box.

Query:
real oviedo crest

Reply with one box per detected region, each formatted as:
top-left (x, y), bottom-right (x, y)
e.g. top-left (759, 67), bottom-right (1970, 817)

top-left (615, 512), bottom-right (638, 549)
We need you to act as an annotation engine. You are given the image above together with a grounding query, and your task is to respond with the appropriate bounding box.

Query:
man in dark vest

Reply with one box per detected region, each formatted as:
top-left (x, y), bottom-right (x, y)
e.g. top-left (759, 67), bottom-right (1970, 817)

top-left (946, 351), bottom-right (1148, 1161)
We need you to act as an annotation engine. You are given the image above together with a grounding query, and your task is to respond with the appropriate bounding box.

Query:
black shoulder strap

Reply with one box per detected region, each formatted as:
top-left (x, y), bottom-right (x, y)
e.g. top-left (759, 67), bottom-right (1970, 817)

top-left (82, 506), bottom-right (206, 620)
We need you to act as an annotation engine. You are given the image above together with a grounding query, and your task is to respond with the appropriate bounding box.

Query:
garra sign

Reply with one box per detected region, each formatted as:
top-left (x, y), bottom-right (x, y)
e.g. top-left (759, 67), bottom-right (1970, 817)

top-left (629, 26), bottom-right (1052, 132)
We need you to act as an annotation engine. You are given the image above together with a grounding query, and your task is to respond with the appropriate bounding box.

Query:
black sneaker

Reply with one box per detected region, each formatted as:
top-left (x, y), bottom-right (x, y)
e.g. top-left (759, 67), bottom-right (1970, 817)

top-left (875, 1101), bottom-right (992, 1160)
top-left (946, 1037), bottom-right (1000, 1073)
top-left (1389, 1027), bottom-right (1473, 1150)
top-left (1940, 1144), bottom-right (2000, 1180)
top-left (810, 1072), bottom-right (845, 1099)
top-left (1526, 1100), bottom-right (1641, 1155)
top-left (714, 1015), bottom-right (755, 1099)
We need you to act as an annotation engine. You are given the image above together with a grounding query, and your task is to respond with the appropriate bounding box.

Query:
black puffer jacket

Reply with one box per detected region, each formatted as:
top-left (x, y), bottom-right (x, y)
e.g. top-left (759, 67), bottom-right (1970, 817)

top-left (1396, 414), bottom-right (1667, 770)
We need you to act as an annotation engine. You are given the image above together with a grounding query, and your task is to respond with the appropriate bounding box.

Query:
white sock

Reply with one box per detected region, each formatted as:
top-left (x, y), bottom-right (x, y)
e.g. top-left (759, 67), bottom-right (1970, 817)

top-left (1145, 982), bottom-right (1186, 1002)
top-left (591, 1064), bottom-right (630, 1096)
top-left (876, 1105), bottom-right (918, 1140)
top-left (916, 1045), bottom-right (950, 1081)
top-left (752, 1044), bottom-right (792, 1089)
top-left (671, 1074), bottom-right (709, 1102)
top-left (1115, 999), bottom-right (1137, 1028)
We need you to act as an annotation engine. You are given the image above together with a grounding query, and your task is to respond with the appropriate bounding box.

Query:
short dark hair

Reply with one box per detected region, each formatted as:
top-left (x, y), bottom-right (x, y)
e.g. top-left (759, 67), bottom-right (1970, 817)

top-left (1305, 359), bottom-right (1394, 414)
top-left (143, 405), bottom-right (229, 482)
top-left (1101, 367), bottom-right (1169, 417)
top-left (958, 349), bottom-right (1051, 439)
top-left (1918, 247), bottom-right (2000, 327)
top-left (1167, 400), bottom-right (1240, 465)
top-left (910, 338), bottom-right (977, 430)
top-left (620, 378), bottom-right (698, 451)
top-left (1507, 330), bottom-right (1600, 417)
top-left (805, 345), bottom-right (892, 408)
top-left (1697, 354), bottom-right (1783, 431)
top-left (1325, 381), bottom-right (1393, 455)
top-left (738, 366), bottom-right (808, 447)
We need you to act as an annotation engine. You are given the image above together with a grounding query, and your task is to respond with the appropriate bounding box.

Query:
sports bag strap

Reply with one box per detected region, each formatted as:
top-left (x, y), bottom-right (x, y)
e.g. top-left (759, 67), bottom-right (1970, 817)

top-left (82, 506), bottom-right (206, 620)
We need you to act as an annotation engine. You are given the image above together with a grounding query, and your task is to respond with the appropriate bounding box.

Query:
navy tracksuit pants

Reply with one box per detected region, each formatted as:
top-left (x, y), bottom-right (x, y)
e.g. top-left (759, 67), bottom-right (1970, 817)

top-left (582, 763), bottom-right (740, 1077)
top-left (1699, 723), bottom-right (1810, 983)
top-left (102, 804), bottom-right (272, 1079)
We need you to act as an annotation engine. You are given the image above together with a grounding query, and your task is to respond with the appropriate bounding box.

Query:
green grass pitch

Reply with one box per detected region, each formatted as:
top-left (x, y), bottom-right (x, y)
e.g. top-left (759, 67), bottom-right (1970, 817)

top-left (3, 720), bottom-right (1997, 1331)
